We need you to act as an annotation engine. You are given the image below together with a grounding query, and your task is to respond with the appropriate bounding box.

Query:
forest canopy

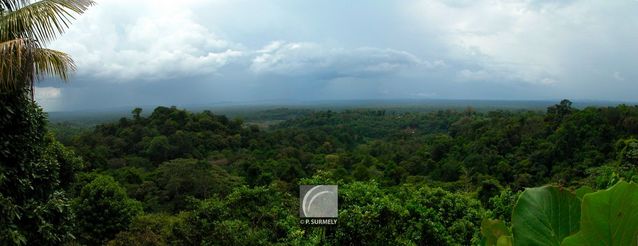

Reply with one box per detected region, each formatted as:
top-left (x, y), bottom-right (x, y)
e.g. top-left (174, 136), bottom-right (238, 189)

top-left (35, 101), bottom-right (638, 244)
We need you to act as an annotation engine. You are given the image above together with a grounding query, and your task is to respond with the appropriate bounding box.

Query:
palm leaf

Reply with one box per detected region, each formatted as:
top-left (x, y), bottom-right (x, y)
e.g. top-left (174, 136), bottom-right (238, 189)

top-left (0, 0), bottom-right (94, 44)
top-left (0, 38), bottom-right (75, 92)
top-left (0, 38), bottom-right (38, 91)
top-left (33, 47), bottom-right (75, 81)
top-left (0, 0), bottom-right (30, 12)
top-left (0, 0), bottom-right (93, 93)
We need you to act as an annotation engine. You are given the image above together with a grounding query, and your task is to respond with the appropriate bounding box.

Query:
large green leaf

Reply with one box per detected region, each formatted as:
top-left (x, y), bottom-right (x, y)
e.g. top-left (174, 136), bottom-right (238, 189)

top-left (497, 236), bottom-right (513, 246)
top-left (481, 219), bottom-right (510, 246)
top-left (574, 186), bottom-right (594, 200)
top-left (561, 181), bottom-right (638, 246)
top-left (512, 186), bottom-right (581, 246)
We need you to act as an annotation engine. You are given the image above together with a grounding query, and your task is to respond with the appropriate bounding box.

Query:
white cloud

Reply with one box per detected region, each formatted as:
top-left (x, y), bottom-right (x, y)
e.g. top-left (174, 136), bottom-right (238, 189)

top-left (34, 87), bottom-right (62, 111)
top-left (540, 78), bottom-right (557, 85)
top-left (457, 69), bottom-right (491, 81)
top-left (412, 92), bottom-right (437, 98)
top-left (51, 0), bottom-right (243, 82)
top-left (35, 87), bottom-right (61, 100)
top-left (250, 41), bottom-right (435, 79)
top-left (613, 72), bottom-right (625, 81)
top-left (404, 0), bottom-right (638, 88)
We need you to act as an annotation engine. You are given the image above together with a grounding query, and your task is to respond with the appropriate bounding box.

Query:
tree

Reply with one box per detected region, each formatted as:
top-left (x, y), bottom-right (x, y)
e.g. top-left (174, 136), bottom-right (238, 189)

top-left (132, 107), bottom-right (143, 121)
top-left (328, 181), bottom-right (483, 245)
top-left (146, 135), bottom-right (171, 163)
top-left (74, 175), bottom-right (143, 245)
top-left (171, 185), bottom-right (302, 245)
top-left (618, 138), bottom-right (638, 168)
top-left (545, 99), bottom-right (574, 129)
top-left (0, 93), bottom-right (84, 245)
top-left (107, 213), bottom-right (185, 246)
top-left (143, 159), bottom-right (243, 212)
top-left (1, 1), bottom-right (94, 242)
top-left (477, 178), bottom-right (502, 206)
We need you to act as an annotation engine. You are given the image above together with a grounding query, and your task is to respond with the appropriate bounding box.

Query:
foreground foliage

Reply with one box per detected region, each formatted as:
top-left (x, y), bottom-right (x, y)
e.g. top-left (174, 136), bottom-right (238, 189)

top-left (0, 91), bottom-right (82, 245)
top-left (1, 0), bottom-right (93, 244)
top-left (482, 181), bottom-right (638, 246)
top-left (562, 181), bottom-right (638, 246)
top-left (511, 186), bottom-right (580, 246)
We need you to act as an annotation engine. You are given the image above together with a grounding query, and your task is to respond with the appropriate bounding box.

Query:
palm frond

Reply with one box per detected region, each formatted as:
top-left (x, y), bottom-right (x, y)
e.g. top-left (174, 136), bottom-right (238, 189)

top-left (0, 38), bottom-right (38, 91)
top-left (0, 0), bottom-right (30, 12)
top-left (33, 47), bottom-right (75, 81)
top-left (0, 0), bottom-right (95, 43)
top-left (0, 38), bottom-right (76, 92)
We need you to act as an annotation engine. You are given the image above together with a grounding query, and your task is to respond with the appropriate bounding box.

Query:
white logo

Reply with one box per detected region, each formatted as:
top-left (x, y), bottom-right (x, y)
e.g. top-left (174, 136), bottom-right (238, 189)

top-left (300, 185), bottom-right (338, 218)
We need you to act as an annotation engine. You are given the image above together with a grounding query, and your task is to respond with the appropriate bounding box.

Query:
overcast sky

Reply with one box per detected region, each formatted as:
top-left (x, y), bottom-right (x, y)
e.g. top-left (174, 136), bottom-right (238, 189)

top-left (35, 0), bottom-right (638, 111)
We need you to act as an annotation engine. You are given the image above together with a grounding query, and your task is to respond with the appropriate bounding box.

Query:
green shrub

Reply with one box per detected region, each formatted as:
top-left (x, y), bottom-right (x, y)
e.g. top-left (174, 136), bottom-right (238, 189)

top-left (74, 175), bottom-right (143, 244)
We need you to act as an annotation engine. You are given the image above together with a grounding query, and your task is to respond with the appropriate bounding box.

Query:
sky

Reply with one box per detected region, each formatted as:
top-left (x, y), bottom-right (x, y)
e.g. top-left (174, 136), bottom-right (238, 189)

top-left (35, 0), bottom-right (638, 111)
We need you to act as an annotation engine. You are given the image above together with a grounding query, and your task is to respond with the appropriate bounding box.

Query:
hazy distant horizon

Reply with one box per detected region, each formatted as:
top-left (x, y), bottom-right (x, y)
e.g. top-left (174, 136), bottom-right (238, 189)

top-left (46, 97), bottom-right (638, 114)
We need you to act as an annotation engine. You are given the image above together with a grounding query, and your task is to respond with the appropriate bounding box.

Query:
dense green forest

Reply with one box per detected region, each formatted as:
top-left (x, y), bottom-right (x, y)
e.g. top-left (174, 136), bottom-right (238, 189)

top-left (9, 99), bottom-right (633, 245)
